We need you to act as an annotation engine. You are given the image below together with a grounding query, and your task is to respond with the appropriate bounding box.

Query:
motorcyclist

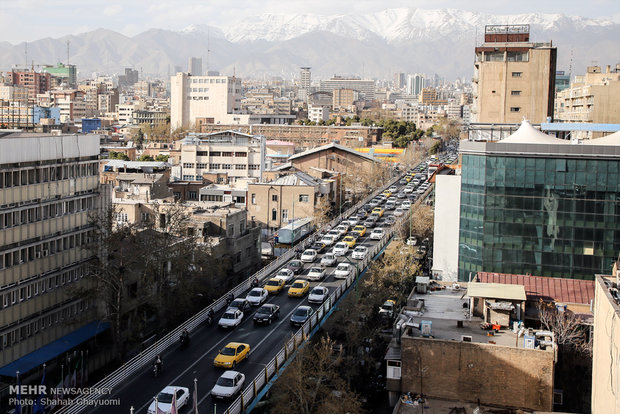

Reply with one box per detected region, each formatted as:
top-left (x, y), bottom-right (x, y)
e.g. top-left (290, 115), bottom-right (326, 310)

top-left (180, 328), bottom-right (189, 346)
top-left (206, 308), bottom-right (215, 326)
top-left (251, 277), bottom-right (259, 288)
top-left (226, 293), bottom-right (234, 305)
top-left (153, 354), bottom-right (163, 376)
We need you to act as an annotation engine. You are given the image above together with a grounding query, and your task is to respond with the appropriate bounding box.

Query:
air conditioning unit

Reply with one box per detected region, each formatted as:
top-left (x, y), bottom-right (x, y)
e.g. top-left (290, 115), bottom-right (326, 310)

top-left (42, 250), bottom-right (49, 257)
top-left (462, 335), bottom-right (472, 342)
top-left (35, 251), bottom-right (42, 259)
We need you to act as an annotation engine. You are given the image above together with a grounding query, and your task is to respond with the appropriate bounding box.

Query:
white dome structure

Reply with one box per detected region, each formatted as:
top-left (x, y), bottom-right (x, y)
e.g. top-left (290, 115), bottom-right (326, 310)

top-left (585, 129), bottom-right (620, 145)
top-left (499, 119), bottom-right (568, 145)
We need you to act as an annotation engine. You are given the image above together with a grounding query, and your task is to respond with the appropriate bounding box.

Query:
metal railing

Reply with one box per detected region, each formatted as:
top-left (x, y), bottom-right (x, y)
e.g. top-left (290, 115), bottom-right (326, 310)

top-left (57, 171), bottom-right (407, 414)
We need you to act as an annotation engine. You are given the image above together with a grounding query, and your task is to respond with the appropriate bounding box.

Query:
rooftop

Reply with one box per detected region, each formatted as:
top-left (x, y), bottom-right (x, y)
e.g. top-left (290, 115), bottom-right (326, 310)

top-left (467, 282), bottom-right (527, 301)
top-left (289, 142), bottom-right (377, 162)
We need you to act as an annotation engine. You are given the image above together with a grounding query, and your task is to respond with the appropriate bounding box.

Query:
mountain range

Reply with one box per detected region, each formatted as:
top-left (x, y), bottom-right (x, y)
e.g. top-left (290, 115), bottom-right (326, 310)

top-left (1, 8), bottom-right (618, 81)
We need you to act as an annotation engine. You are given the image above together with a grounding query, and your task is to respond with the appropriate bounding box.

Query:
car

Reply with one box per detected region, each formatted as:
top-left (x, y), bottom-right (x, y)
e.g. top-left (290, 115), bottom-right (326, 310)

top-left (364, 218), bottom-right (377, 228)
top-left (382, 190), bottom-right (392, 198)
top-left (288, 279), bottom-right (311, 297)
top-left (332, 242), bottom-right (349, 256)
top-left (245, 288), bottom-right (268, 306)
top-left (211, 371), bottom-right (245, 400)
top-left (275, 268), bottom-right (295, 283)
top-left (356, 209), bottom-right (369, 218)
top-left (227, 298), bottom-right (252, 313)
top-left (378, 300), bottom-right (396, 318)
top-left (310, 241), bottom-right (326, 254)
top-left (393, 208), bottom-right (404, 217)
top-left (342, 235), bottom-right (357, 247)
top-left (401, 200), bottom-right (412, 209)
top-left (403, 187), bottom-right (413, 194)
top-left (300, 249), bottom-right (318, 263)
top-left (307, 266), bottom-right (327, 281)
top-left (385, 216), bottom-right (396, 225)
top-left (326, 230), bottom-right (341, 241)
top-left (335, 224), bottom-right (349, 236)
top-left (264, 277), bottom-right (286, 294)
top-left (369, 199), bottom-right (381, 207)
top-left (287, 260), bottom-right (304, 275)
top-left (389, 185), bottom-right (398, 192)
top-left (320, 235), bottom-right (336, 246)
top-left (372, 207), bottom-right (384, 217)
top-left (406, 236), bottom-right (418, 246)
top-left (347, 216), bottom-right (360, 226)
top-left (308, 286), bottom-right (329, 304)
top-left (397, 191), bottom-right (407, 199)
top-left (214, 342), bottom-right (251, 369)
top-left (218, 308), bottom-right (244, 329)
top-left (253, 303), bottom-right (280, 325)
top-left (334, 263), bottom-right (353, 278)
top-left (385, 202), bottom-right (396, 210)
top-left (352, 246), bottom-right (369, 260)
top-left (290, 305), bottom-right (314, 327)
top-left (320, 253), bottom-right (337, 267)
top-left (147, 386), bottom-right (190, 414)
top-left (399, 178), bottom-right (408, 185)
top-left (352, 225), bottom-right (367, 237)
top-left (370, 228), bottom-right (385, 240)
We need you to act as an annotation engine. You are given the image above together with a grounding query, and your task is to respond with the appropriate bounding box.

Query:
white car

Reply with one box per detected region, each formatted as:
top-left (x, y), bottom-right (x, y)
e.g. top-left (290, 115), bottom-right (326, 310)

top-left (334, 263), bottom-right (353, 279)
top-left (393, 208), bottom-right (404, 217)
top-left (308, 286), bottom-right (329, 304)
top-left (370, 228), bottom-right (385, 240)
top-left (211, 371), bottom-right (245, 399)
top-left (307, 267), bottom-right (327, 281)
top-left (406, 236), bottom-right (418, 246)
top-left (321, 235), bottom-right (336, 246)
top-left (300, 249), bottom-right (318, 263)
top-left (218, 308), bottom-right (244, 329)
top-left (275, 268), bottom-right (295, 283)
top-left (245, 288), bottom-right (268, 306)
top-left (326, 230), bottom-right (341, 241)
top-left (320, 254), bottom-right (337, 267)
top-left (347, 216), bottom-right (360, 226)
top-left (148, 386), bottom-right (190, 414)
top-left (403, 187), bottom-right (413, 194)
top-left (335, 224), bottom-right (349, 236)
top-left (332, 242), bottom-right (349, 256)
top-left (352, 246), bottom-right (369, 260)
top-left (401, 200), bottom-right (412, 209)
top-left (389, 185), bottom-right (398, 192)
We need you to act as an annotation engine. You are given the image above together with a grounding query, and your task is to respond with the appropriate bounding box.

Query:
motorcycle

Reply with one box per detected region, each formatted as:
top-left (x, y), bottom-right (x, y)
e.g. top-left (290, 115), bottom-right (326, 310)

top-left (251, 278), bottom-right (259, 288)
top-left (206, 309), bottom-right (215, 327)
top-left (180, 332), bottom-right (190, 349)
top-left (153, 361), bottom-right (162, 377)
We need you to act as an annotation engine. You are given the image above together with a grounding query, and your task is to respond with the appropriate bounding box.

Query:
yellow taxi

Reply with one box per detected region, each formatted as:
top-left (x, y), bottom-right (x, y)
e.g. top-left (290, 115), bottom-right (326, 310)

top-left (342, 235), bottom-right (357, 248)
top-left (213, 342), bottom-right (251, 369)
top-left (405, 175), bottom-right (413, 182)
top-left (264, 277), bottom-right (286, 294)
top-left (372, 207), bottom-right (384, 217)
top-left (382, 190), bottom-right (392, 197)
top-left (352, 225), bottom-right (367, 237)
top-left (287, 279), bottom-right (310, 297)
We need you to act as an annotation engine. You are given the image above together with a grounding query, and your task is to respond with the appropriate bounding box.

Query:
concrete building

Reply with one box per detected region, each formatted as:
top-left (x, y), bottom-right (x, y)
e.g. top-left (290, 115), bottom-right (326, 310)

top-left (308, 104), bottom-right (330, 124)
top-left (592, 273), bottom-right (620, 414)
top-left (0, 132), bottom-right (103, 370)
top-left (406, 73), bottom-right (425, 96)
top-left (9, 70), bottom-right (51, 99)
top-left (472, 24), bottom-right (556, 123)
top-left (431, 174), bottom-right (461, 281)
top-left (319, 76), bottom-right (375, 102)
top-left (42, 63), bottom-right (77, 88)
top-left (288, 142), bottom-right (377, 177)
top-left (0, 84), bottom-right (29, 102)
top-left (188, 57), bottom-right (203, 76)
top-left (393, 72), bottom-right (406, 89)
top-left (332, 89), bottom-right (357, 111)
top-left (298, 67), bottom-right (311, 101)
top-left (458, 120), bottom-right (620, 281)
top-left (118, 68), bottom-right (138, 89)
top-left (555, 64), bottom-right (620, 125)
top-left (173, 130), bottom-right (265, 184)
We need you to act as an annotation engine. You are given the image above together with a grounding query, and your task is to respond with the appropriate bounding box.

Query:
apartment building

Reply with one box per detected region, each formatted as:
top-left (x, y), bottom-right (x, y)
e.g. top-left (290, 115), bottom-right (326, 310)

top-left (319, 76), bottom-right (375, 101)
top-left (9, 70), bottom-right (51, 99)
top-left (472, 24), bottom-right (556, 123)
top-left (0, 132), bottom-right (103, 370)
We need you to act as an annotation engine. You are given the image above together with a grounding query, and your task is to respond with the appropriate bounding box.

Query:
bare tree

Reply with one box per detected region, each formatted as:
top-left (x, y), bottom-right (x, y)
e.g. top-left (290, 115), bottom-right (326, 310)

top-left (399, 205), bottom-right (434, 241)
top-left (537, 300), bottom-right (592, 356)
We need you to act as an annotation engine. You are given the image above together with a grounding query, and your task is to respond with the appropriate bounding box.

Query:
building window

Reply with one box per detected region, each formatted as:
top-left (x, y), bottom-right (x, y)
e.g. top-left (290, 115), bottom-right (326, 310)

top-left (235, 164), bottom-right (246, 170)
top-left (188, 191), bottom-right (197, 200)
top-left (510, 107), bottom-right (521, 112)
top-left (511, 72), bottom-right (522, 78)
top-left (182, 175), bottom-right (195, 180)
top-left (511, 90), bottom-right (521, 96)
top-left (222, 164), bottom-right (233, 170)
top-left (251, 193), bottom-right (256, 205)
top-left (282, 209), bottom-right (289, 221)
top-left (210, 164), bottom-right (221, 169)
top-left (221, 152), bottom-right (233, 157)
top-left (271, 208), bottom-right (277, 221)
top-left (228, 224), bottom-right (234, 237)
top-left (141, 212), bottom-right (150, 222)
top-left (272, 194), bottom-right (278, 202)
top-left (210, 152), bottom-right (222, 157)
top-left (299, 194), bottom-right (309, 202)
top-left (235, 152), bottom-right (247, 157)
top-left (249, 165), bottom-right (260, 170)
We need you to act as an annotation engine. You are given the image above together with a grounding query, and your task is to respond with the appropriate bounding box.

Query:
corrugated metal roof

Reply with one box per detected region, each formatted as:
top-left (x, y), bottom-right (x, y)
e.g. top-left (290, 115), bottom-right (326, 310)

top-left (477, 272), bottom-right (595, 305)
top-left (105, 160), bottom-right (169, 168)
top-left (467, 282), bottom-right (526, 301)
top-left (270, 171), bottom-right (320, 186)
top-left (289, 142), bottom-right (377, 162)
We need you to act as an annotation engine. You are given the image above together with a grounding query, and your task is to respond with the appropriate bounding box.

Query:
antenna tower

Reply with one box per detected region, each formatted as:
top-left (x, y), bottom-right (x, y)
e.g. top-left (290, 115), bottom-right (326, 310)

top-left (66, 40), bottom-right (70, 65)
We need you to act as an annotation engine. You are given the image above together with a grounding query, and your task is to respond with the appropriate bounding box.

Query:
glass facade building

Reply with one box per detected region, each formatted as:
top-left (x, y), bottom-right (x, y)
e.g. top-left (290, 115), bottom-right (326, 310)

top-left (458, 140), bottom-right (620, 281)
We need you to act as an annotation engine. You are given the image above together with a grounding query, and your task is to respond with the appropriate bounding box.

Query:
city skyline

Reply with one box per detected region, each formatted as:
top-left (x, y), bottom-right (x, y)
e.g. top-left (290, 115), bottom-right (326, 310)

top-left (1, 0), bottom-right (620, 44)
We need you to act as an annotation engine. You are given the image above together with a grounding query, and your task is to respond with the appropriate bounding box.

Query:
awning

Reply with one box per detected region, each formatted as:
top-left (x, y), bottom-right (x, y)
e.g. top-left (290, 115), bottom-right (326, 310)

top-left (0, 321), bottom-right (110, 377)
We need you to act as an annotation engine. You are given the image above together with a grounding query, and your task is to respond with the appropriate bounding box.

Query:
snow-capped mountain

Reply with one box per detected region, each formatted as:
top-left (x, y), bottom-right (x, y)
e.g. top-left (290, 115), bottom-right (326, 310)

top-left (0, 8), bottom-right (617, 79)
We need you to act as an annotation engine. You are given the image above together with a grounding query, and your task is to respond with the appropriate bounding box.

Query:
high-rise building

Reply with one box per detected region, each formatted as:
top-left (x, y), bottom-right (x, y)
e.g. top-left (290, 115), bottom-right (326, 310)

top-left (458, 121), bottom-right (620, 281)
top-left (472, 24), bottom-right (556, 123)
top-left (319, 76), bottom-right (375, 101)
top-left (555, 70), bottom-right (571, 93)
top-left (393, 72), bottom-right (406, 89)
top-left (118, 68), bottom-right (139, 88)
top-left (406, 74), bottom-right (425, 96)
top-left (9, 70), bottom-right (51, 100)
top-left (300, 67), bottom-right (311, 90)
top-left (188, 57), bottom-right (203, 76)
top-left (42, 63), bottom-right (77, 88)
top-left (0, 133), bottom-right (104, 370)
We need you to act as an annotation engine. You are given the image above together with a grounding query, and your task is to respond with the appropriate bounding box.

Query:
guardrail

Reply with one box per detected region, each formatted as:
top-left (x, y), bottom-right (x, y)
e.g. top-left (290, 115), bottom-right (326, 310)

top-left (57, 170), bottom-right (408, 414)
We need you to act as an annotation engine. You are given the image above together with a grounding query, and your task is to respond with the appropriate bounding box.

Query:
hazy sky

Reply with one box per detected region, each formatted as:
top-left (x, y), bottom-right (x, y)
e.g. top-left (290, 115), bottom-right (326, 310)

top-left (1, 0), bottom-right (619, 44)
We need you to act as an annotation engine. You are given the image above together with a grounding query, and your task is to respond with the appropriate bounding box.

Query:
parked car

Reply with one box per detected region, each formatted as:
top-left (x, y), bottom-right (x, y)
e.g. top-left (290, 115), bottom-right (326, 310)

top-left (320, 254), bottom-right (337, 267)
top-left (288, 279), bottom-right (310, 297)
top-left (218, 308), bottom-right (244, 329)
top-left (253, 304), bottom-right (280, 325)
top-left (308, 286), bottom-right (329, 304)
top-left (406, 236), bottom-right (418, 246)
top-left (332, 242), bottom-right (349, 256)
top-left (264, 278), bottom-right (286, 294)
top-left (300, 249), bottom-right (318, 263)
top-left (245, 288), bottom-right (268, 306)
top-left (227, 298), bottom-right (252, 313)
top-left (213, 342), bottom-right (250, 369)
top-left (307, 267), bottom-right (326, 281)
top-left (287, 260), bottom-right (304, 275)
top-left (148, 386), bottom-right (190, 414)
top-left (211, 371), bottom-right (245, 400)
top-left (370, 228), bottom-right (385, 240)
top-left (334, 263), bottom-right (353, 279)
top-left (290, 306), bottom-right (314, 327)
top-left (352, 246), bottom-right (369, 260)
top-left (275, 268), bottom-right (295, 283)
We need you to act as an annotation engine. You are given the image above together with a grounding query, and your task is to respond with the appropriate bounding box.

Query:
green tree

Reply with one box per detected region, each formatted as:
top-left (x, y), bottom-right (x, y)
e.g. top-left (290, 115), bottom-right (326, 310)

top-left (155, 154), bottom-right (170, 162)
top-left (109, 152), bottom-right (130, 161)
top-left (137, 154), bottom-right (154, 161)
top-left (135, 129), bottom-right (145, 150)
